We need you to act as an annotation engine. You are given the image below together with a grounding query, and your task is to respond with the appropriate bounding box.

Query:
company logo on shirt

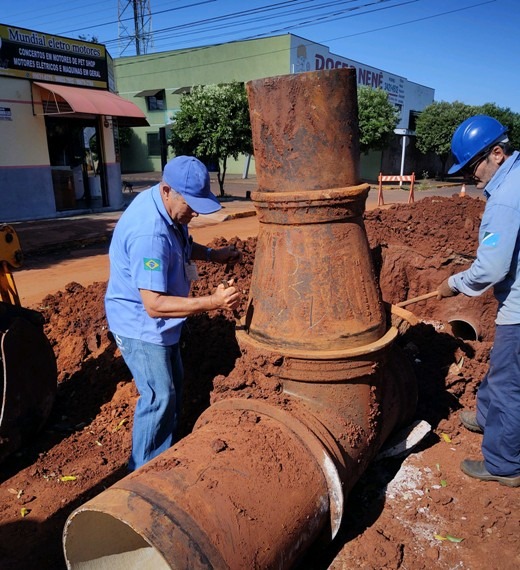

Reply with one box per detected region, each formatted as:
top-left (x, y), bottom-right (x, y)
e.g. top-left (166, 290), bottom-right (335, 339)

top-left (144, 258), bottom-right (161, 270)
top-left (482, 232), bottom-right (500, 247)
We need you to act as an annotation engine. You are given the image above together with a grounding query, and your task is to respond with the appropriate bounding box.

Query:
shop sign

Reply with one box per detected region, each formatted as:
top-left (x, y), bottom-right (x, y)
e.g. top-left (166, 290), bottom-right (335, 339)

top-left (0, 106), bottom-right (12, 120)
top-left (290, 37), bottom-right (406, 109)
top-left (0, 24), bottom-right (108, 89)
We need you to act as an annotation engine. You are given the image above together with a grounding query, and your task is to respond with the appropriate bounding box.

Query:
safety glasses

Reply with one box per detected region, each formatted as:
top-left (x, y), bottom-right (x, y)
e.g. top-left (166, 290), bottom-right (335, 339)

top-left (463, 150), bottom-right (490, 178)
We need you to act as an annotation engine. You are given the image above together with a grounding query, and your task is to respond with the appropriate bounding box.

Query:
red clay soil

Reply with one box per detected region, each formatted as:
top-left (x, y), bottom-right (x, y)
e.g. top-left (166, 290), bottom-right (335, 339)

top-left (0, 195), bottom-right (519, 570)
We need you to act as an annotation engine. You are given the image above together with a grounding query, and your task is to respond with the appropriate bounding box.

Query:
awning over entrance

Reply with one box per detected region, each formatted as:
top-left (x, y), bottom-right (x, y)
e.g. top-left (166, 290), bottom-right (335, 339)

top-left (135, 89), bottom-right (164, 97)
top-left (34, 82), bottom-right (149, 127)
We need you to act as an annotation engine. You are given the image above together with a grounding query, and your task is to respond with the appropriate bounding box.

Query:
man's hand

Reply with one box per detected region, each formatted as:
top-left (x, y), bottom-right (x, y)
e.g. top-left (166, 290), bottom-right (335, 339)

top-left (437, 278), bottom-right (458, 300)
top-left (211, 280), bottom-right (241, 311)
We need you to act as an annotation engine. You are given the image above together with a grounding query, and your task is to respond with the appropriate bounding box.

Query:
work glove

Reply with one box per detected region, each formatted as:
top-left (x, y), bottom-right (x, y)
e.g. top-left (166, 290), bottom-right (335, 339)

top-left (437, 278), bottom-right (458, 300)
top-left (224, 245), bottom-right (242, 267)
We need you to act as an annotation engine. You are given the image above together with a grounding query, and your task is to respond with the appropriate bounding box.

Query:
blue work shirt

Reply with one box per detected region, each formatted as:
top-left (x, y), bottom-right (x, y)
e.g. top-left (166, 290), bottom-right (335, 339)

top-left (105, 184), bottom-right (192, 345)
top-left (449, 151), bottom-right (520, 325)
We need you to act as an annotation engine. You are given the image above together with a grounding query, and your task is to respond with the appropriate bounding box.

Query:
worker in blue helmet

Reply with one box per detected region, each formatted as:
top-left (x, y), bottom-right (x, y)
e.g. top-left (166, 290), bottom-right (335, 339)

top-left (437, 115), bottom-right (520, 487)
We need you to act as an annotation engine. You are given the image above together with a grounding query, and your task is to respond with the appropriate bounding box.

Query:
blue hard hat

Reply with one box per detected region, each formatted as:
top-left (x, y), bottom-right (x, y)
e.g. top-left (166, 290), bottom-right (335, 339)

top-left (163, 156), bottom-right (221, 214)
top-left (448, 115), bottom-right (508, 175)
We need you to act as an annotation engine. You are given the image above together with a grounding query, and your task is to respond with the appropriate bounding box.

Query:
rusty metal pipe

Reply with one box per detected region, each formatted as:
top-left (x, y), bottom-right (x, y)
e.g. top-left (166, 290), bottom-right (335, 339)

top-left (63, 339), bottom-right (415, 569)
top-left (448, 317), bottom-right (479, 340)
top-left (63, 320), bottom-right (416, 569)
top-left (64, 400), bottom-right (335, 569)
top-left (247, 68), bottom-right (360, 192)
top-left (243, 69), bottom-right (386, 351)
top-left (63, 69), bottom-right (417, 569)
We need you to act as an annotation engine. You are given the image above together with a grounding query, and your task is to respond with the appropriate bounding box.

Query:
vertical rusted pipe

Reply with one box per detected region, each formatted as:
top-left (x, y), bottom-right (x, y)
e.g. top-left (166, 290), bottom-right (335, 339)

top-left (243, 69), bottom-right (386, 350)
top-left (247, 68), bottom-right (360, 192)
top-left (239, 67), bottom-right (416, 508)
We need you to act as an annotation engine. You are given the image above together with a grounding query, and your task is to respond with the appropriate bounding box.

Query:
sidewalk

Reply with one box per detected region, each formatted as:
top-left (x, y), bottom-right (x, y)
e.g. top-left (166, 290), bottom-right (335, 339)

top-left (11, 174), bottom-right (477, 256)
top-left (13, 174), bottom-right (258, 255)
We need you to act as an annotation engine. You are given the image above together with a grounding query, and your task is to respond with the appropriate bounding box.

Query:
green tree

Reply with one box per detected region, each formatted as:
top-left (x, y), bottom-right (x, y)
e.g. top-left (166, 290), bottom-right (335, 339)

top-left (357, 86), bottom-right (400, 153)
top-left (415, 101), bottom-right (520, 177)
top-left (474, 103), bottom-right (520, 149)
top-left (169, 82), bottom-right (253, 196)
top-left (415, 101), bottom-right (474, 177)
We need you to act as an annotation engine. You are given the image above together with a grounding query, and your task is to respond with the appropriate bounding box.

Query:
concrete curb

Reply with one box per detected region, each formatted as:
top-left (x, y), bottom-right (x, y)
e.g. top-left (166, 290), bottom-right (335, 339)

top-left (222, 210), bottom-right (257, 221)
top-left (23, 235), bottom-right (111, 257)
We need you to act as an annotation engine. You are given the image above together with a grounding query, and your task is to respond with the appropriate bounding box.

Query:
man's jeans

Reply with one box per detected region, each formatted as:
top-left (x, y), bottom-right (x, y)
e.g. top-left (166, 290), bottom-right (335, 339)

top-left (114, 334), bottom-right (184, 471)
top-left (477, 324), bottom-right (520, 476)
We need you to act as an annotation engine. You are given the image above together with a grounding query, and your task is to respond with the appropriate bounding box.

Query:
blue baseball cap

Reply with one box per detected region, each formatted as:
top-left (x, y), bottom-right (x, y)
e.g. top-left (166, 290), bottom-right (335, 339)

top-left (163, 156), bottom-right (221, 214)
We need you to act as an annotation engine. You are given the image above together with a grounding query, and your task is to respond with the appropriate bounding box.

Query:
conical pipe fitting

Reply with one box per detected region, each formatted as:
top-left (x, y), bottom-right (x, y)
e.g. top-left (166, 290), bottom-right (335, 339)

top-left (244, 185), bottom-right (387, 350)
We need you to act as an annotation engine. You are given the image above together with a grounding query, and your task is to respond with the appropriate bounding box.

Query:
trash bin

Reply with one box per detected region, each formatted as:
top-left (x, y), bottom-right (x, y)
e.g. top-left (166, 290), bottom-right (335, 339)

top-left (88, 176), bottom-right (102, 198)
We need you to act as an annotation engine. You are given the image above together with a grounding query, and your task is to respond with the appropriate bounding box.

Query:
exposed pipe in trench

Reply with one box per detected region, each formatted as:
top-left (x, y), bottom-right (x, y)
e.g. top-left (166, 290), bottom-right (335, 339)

top-left (63, 68), bottom-right (417, 569)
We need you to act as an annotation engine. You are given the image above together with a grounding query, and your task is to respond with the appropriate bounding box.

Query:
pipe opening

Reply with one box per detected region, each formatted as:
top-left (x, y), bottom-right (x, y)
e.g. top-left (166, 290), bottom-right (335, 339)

top-left (448, 319), bottom-right (479, 341)
top-left (64, 511), bottom-right (169, 569)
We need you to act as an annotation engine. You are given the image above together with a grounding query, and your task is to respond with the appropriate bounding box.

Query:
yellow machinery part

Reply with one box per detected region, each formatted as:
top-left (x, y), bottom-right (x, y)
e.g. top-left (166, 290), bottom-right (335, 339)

top-left (0, 226), bottom-right (57, 463)
top-left (0, 225), bottom-right (23, 306)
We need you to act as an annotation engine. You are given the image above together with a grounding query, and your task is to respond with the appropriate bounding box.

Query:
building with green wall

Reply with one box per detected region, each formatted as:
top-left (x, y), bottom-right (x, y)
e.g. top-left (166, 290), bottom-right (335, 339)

top-left (114, 34), bottom-right (434, 179)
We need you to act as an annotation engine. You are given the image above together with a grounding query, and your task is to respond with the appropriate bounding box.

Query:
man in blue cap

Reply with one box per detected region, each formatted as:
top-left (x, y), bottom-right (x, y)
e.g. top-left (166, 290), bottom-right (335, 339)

top-left (105, 156), bottom-right (241, 471)
top-left (437, 115), bottom-right (520, 487)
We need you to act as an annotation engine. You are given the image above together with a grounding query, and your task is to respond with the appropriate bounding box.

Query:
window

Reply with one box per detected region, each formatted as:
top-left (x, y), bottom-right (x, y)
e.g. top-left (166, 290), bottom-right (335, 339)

top-left (409, 110), bottom-right (421, 132)
top-left (146, 91), bottom-right (165, 111)
top-left (147, 132), bottom-right (161, 156)
top-left (135, 89), bottom-right (166, 111)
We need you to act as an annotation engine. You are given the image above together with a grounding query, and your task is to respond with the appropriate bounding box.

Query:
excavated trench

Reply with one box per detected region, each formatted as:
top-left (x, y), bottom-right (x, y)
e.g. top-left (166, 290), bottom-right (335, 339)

top-left (59, 200), bottom-right (496, 569)
top-left (0, 193), bottom-right (500, 570)
top-left (365, 196), bottom-right (496, 342)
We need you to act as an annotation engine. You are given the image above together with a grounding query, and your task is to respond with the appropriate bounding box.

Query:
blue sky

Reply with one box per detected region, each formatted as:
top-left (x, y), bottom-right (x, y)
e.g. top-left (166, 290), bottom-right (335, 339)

top-left (3, 0), bottom-right (519, 112)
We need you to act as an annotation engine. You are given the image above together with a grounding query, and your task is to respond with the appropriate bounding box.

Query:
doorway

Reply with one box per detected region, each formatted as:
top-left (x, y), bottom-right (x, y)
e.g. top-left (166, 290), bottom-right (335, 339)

top-left (45, 117), bottom-right (106, 211)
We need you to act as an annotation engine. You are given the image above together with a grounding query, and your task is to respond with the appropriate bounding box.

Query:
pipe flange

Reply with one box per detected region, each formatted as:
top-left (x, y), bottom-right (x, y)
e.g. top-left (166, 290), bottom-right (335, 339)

top-left (237, 325), bottom-right (398, 361)
top-left (251, 185), bottom-right (370, 225)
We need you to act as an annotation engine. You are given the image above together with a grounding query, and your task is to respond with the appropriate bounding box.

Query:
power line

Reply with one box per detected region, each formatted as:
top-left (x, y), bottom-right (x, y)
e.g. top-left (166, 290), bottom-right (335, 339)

top-left (112, 0), bottom-right (493, 88)
top-left (60, 0), bottom-right (218, 35)
top-left (4, 0), bottom-right (385, 48)
top-left (125, 0), bottom-right (374, 49)
top-left (144, 0), bottom-right (417, 52)
top-left (2, 0), bottom-right (496, 64)
top-left (325, 0), bottom-right (495, 41)
top-left (2, 0), bottom-right (114, 32)
top-left (102, 0), bottom-right (400, 49)
top-left (102, 0), bottom-right (335, 46)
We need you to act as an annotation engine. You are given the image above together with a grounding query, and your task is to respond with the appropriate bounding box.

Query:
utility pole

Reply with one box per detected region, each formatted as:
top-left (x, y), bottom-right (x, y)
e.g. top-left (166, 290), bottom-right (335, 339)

top-left (118, 0), bottom-right (153, 57)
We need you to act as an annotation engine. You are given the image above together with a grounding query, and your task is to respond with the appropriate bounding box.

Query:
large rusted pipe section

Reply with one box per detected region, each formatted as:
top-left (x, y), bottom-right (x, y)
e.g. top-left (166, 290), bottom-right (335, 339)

top-left (244, 68), bottom-right (386, 350)
top-left (63, 68), bottom-right (417, 569)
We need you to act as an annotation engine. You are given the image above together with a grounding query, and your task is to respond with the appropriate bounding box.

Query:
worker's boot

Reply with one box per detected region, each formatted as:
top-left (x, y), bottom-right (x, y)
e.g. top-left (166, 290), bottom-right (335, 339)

top-left (460, 459), bottom-right (520, 487)
top-left (459, 410), bottom-right (483, 434)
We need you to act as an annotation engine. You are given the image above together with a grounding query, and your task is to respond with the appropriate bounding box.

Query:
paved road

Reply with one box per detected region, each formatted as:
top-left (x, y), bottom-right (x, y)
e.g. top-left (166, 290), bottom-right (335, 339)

top-left (15, 211), bottom-right (260, 308)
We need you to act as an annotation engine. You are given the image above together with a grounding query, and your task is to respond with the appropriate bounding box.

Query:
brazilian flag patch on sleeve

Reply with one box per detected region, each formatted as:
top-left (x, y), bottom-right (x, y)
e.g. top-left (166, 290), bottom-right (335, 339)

top-left (144, 258), bottom-right (161, 271)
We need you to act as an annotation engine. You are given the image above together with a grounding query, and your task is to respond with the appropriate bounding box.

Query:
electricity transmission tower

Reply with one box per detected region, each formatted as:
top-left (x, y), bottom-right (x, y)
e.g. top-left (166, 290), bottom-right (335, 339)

top-left (118, 0), bottom-right (153, 56)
